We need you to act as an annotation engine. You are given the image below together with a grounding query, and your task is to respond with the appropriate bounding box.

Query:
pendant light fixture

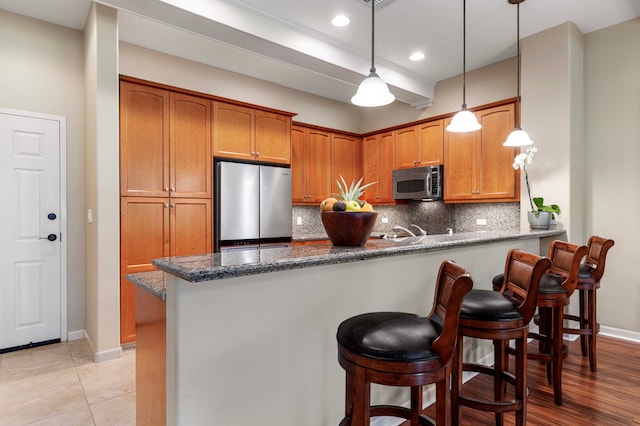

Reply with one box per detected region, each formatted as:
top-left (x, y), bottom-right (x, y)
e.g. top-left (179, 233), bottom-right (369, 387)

top-left (447, 0), bottom-right (482, 132)
top-left (351, 0), bottom-right (395, 107)
top-left (503, 0), bottom-right (534, 146)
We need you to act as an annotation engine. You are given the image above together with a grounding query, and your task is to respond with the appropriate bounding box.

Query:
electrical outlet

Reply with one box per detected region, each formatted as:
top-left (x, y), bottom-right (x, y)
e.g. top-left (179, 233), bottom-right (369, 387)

top-left (87, 209), bottom-right (93, 224)
top-left (296, 217), bottom-right (302, 226)
top-left (476, 218), bottom-right (487, 226)
top-left (382, 217), bottom-right (389, 224)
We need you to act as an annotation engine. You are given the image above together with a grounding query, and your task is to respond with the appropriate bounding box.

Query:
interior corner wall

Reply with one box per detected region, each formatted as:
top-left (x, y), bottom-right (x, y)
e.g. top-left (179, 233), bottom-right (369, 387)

top-left (84, 3), bottom-right (121, 361)
top-left (520, 23), bottom-right (583, 243)
top-left (584, 18), bottom-right (640, 333)
top-left (0, 10), bottom-right (86, 338)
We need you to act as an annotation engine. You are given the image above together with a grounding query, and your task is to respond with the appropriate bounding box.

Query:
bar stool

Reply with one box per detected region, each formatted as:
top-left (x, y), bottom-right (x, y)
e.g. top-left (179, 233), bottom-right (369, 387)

top-left (336, 260), bottom-right (473, 426)
top-left (452, 249), bottom-right (551, 426)
top-left (563, 236), bottom-right (615, 372)
top-left (527, 240), bottom-right (587, 405)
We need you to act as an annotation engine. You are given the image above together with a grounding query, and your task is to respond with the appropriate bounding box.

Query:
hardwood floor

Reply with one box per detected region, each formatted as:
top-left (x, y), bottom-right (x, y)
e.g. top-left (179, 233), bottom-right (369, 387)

top-left (422, 334), bottom-right (640, 425)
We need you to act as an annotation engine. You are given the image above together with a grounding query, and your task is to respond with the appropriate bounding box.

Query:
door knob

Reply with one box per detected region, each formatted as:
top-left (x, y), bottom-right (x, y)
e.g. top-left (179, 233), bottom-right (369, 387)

top-left (47, 213), bottom-right (57, 220)
top-left (40, 234), bottom-right (57, 241)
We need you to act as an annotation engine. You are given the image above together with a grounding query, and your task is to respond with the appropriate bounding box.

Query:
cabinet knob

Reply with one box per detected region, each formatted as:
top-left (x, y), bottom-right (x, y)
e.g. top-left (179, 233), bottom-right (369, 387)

top-left (170, 204), bottom-right (175, 208)
top-left (170, 187), bottom-right (176, 192)
top-left (164, 187), bottom-right (169, 192)
top-left (164, 203), bottom-right (169, 208)
top-left (255, 152), bottom-right (260, 156)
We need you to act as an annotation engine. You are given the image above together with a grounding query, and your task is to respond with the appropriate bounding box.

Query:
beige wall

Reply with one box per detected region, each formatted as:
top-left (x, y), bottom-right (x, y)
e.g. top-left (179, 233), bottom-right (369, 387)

top-left (584, 18), bottom-right (640, 333)
top-left (0, 10), bottom-right (86, 335)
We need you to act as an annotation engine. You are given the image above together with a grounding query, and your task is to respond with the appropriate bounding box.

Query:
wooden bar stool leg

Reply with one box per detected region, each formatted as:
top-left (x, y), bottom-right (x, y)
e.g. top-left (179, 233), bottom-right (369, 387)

top-left (410, 386), bottom-right (422, 425)
top-left (451, 336), bottom-right (463, 426)
top-left (351, 367), bottom-right (370, 425)
top-left (437, 365), bottom-right (451, 426)
top-left (579, 290), bottom-right (588, 356)
top-left (494, 340), bottom-right (505, 426)
top-left (552, 306), bottom-right (564, 406)
top-left (515, 333), bottom-right (527, 426)
top-left (588, 288), bottom-right (598, 372)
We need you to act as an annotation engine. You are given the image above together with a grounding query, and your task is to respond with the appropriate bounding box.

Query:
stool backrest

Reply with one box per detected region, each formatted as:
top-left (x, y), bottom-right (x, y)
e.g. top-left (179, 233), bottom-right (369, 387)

top-left (429, 260), bottom-right (473, 364)
top-left (499, 249), bottom-right (552, 323)
top-left (547, 240), bottom-right (589, 295)
top-left (585, 236), bottom-right (615, 282)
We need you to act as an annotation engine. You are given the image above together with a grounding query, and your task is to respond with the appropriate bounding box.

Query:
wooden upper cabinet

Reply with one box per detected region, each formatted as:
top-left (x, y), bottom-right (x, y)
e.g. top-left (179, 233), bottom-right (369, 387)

top-left (291, 125), bottom-right (332, 204)
top-left (394, 126), bottom-right (418, 169)
top-left (331, 133), bottom-right (362, 195)
top-left (120, 82), bottom-right (170, 197)
top-left (170, 92), bottom-right (211, 198)
top-left (443, 121), bottom-right (477, 201)
top-left (417, 119), bottom-right (444, 166)
top-left (444, 102), bottom-right (518, 203)
top-left (394, 120), bottom-right (443, 169)
top-left (255, 110), bottom-right (291, 164)
top-left (213, 102), bottom-right (291, 164)
top-left (213, 102), bottom-right (254, 161)
top-left (476, 104), bottom-right (518, 200)
top-left (120, 82), bottom-right (211, 199)
top-left (363, 131), bottom-right (395, 203)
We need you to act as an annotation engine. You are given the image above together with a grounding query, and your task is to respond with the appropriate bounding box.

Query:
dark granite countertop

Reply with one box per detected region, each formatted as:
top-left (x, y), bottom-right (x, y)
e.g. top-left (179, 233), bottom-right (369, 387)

top-left (142, 228), bottom-right (565, 288)
top-left (125, 270), bottom-right (167, 301)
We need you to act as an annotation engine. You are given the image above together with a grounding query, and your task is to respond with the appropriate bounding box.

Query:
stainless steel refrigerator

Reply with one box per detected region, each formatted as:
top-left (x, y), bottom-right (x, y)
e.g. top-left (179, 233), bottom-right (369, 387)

top-left (214, 161), bottom-right (292, 251)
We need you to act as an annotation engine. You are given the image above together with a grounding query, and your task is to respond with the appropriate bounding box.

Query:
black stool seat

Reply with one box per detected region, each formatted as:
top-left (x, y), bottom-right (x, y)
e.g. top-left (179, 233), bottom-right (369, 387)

top-left (337, 312), bottom-right (441, 362)
top-left (538, 273), bottom-right (568, 295)
top-left (577, 264), bottom-right (596, 282)
top-left (459, 289), bottom-right (522, 321)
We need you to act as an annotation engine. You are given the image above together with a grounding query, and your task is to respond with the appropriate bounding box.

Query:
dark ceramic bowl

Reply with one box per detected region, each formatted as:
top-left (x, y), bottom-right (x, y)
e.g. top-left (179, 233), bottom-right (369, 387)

top-left (321, 211), bottom-right (377, 246)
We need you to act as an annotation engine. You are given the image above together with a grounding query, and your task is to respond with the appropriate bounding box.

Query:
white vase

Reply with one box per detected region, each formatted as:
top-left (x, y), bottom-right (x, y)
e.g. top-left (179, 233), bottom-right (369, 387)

top-left (527, 211), bottom-right (552, 230)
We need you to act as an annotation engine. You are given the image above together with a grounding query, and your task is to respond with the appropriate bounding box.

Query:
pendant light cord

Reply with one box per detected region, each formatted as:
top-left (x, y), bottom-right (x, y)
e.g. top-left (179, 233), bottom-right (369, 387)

top-left (370, 0), bottom-right (376, 73)
top-left (516, 2), bottom-right (521, 126)
top-left (462, 0), bottom-right (467, 108)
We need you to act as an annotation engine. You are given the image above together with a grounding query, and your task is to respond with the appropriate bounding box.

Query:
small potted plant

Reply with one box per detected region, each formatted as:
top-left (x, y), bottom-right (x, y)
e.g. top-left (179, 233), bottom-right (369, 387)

top-left (513, 147), bottom-right (561, 229)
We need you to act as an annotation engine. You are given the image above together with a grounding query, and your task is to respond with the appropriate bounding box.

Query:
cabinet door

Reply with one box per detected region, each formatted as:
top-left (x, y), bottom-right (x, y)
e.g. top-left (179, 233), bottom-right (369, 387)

top-left (417, 119), bottom-right (444, 166)
top-left (363, 131), bottom-right (395, 204)
top-left (213, 102), bottom-right (254, 161)
top-left (255, 110), bottom-right (291, 164)
top-left (120, 197), bottom-right (170, 343)
top-left (444, 117), bottom-right (478, 201)
top-left (170, 93), bottom-right (211, 198)
top-left (477, 104), bottom-right (518, 200)
top-left (305, 129), bottom-right (332, 203)
top-left (291, 126), bottom-right (306, 203)
top-left (120, 82), bottom-right (169, 197)
top-left (394, 126), bottom-right (418, 169)
top-left (332, 134), bottom-right (362, 195)
top-left (170, 198), bottom-right (212, 256)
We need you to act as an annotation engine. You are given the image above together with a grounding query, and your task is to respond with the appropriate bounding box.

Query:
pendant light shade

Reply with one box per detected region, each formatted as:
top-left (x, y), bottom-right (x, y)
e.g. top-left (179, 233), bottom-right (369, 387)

top-left (503, 0), bottom-right (533, 146)
top-left (351, 0), bottom-right (395, 107)
top-left (447, 0), bottom-right (481, 132)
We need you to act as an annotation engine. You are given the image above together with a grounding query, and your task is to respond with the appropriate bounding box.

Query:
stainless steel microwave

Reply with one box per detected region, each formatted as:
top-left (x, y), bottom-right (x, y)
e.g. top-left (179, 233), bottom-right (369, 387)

top-left (392, 165), bottom-right (443, 200)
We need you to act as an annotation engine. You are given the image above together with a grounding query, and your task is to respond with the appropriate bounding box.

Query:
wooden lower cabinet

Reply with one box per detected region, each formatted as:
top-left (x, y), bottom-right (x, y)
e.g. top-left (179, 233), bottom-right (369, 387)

top-left (135, 286), bottom-right (166, 426)
top-left (120, 197), bottom-right (211, 344)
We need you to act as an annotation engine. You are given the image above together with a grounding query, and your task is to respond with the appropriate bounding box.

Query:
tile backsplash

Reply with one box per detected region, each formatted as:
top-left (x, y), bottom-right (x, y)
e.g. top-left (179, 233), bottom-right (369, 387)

top-left (292, 202), bottom-right (520, 239)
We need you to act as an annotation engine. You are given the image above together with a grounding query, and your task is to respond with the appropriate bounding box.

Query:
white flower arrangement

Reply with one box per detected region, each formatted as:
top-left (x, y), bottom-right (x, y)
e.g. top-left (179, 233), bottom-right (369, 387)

top-left (512, 147), bottom-right (560, 216)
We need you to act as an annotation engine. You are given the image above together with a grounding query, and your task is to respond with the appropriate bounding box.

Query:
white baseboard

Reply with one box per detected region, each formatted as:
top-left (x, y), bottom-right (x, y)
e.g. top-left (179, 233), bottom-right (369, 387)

top-left (600, 326), bottom-right (640, 343)
top-left (68, 329), bottom-right (122, 363)
top-left (67, 329), bottom-right (85, 341)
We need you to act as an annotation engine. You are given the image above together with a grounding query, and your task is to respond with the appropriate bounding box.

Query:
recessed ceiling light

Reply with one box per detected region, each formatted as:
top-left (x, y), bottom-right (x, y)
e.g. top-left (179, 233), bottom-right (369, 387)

top-left (332, 15), bottom-right (350, 27)
top-left (410, 52), bottom-right (425, 61)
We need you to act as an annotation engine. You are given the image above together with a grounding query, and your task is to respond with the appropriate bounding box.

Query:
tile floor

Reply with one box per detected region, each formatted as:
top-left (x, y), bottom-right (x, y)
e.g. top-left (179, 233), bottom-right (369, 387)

top-left (0, 339), bottom-right (135, 425)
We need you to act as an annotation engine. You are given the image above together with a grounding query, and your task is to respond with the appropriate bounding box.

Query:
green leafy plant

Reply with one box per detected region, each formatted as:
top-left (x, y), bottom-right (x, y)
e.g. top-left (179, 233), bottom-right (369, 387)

top-left (533, 197), bottom-right (561, 216)
top-left (333, 176), bottom-right (377, 201)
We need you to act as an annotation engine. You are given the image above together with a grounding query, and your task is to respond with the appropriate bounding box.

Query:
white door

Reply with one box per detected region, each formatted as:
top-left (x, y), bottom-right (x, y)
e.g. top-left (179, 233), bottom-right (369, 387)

top-left (0, 111), bottom-right (63, 352)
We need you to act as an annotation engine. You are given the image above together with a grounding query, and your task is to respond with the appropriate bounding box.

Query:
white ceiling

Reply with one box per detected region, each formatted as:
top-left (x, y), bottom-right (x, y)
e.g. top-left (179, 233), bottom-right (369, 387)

top-left (2, 0), bottom-right (639, 107)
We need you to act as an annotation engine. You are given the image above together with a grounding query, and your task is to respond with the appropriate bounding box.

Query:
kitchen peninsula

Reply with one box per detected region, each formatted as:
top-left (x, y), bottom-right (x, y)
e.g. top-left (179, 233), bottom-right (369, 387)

top-left (128, 228), bottom-right (565, 425)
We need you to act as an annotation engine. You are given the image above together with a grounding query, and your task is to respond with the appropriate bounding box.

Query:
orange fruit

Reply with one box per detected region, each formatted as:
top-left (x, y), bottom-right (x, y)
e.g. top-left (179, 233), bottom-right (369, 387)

top-left (320, 197), bottom-right (337, 211)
